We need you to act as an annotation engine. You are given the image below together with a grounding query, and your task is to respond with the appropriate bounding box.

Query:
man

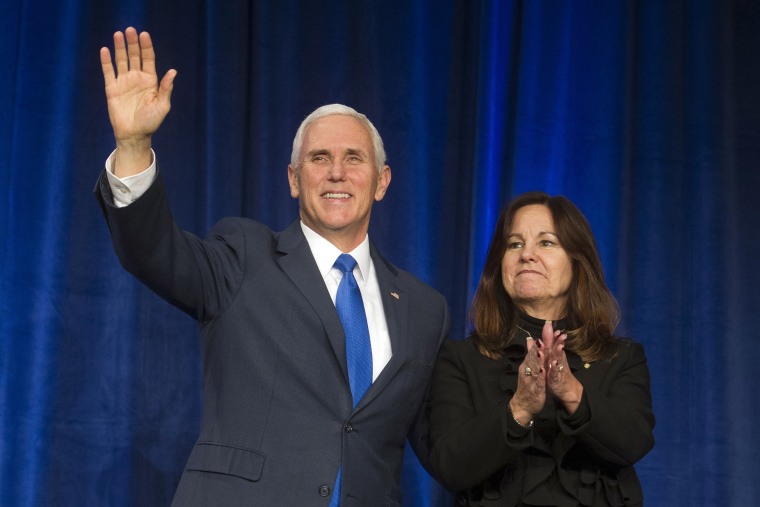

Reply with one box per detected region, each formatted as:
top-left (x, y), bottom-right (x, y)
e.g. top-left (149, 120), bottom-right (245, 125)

top-left (95, 27), bottom-right (450, 506)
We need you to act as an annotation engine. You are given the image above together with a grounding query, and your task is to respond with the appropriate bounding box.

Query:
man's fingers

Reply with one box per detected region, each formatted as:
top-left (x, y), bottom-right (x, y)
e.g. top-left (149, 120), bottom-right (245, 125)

top-left (125, 27), bottom-right (141, 72)
top-left (113, 31), bottom-right (128, 76)
top-left (158, 69), bottom-right (177, 106)
top-left (139, 31), bottom-right (156, 76)
top-left (100, 47), bottom-right (115, 86)
top-left (107, 28), bottom-right (164, 87)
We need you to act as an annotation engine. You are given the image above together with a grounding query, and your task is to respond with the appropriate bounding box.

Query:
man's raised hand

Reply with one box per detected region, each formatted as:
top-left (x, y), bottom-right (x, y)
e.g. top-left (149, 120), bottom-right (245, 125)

top-left (100, 27), bottom-right (176, 176)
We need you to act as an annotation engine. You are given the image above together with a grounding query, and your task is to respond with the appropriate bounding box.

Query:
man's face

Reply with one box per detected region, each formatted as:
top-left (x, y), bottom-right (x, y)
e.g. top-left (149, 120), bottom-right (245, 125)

top-left (288, 115), bottom-right (391, 251)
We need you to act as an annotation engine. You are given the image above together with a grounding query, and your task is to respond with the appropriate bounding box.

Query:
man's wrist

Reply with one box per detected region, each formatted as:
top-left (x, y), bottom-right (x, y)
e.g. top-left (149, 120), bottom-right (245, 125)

top-left (113, 137), bottom-right (153, 178)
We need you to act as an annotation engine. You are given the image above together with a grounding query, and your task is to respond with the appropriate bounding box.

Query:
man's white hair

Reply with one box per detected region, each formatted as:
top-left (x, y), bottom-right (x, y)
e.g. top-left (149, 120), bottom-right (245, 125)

top-left (290, 104), bottom-right (387, 173)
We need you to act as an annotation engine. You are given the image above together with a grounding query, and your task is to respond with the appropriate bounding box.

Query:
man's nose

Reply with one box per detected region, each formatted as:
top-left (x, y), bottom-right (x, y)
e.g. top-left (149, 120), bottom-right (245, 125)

top-left (327, 160), bottom-right (347, 180)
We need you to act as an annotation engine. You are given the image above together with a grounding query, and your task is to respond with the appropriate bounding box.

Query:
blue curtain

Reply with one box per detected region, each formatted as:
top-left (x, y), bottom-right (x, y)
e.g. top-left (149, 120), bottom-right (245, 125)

top-left (2, 0), bottom-right (759, 505)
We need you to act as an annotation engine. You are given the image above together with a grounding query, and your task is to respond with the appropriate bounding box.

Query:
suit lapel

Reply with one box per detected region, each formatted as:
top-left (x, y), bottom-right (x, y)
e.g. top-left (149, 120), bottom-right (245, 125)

top-left (275, 221), bottom-right (350, 386)
top-left (355, 243), bottom-right (407, 409)
top-left (276, 226), bottom-right (408, 411)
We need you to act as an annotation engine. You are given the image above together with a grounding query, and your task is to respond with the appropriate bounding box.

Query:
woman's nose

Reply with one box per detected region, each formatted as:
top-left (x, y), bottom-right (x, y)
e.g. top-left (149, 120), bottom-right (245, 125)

top-left (520, 244), bottom-right (536, 261)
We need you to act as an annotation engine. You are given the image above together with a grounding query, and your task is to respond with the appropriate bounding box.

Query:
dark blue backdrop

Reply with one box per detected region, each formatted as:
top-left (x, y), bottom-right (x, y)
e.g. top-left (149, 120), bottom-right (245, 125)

top-left (2, 0), bottom-right (759, 505)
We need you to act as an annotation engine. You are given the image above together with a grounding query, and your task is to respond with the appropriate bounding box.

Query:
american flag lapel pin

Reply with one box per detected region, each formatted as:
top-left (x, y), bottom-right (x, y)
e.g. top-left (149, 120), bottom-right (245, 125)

top-left (390, 291), bottom-right (400, 300)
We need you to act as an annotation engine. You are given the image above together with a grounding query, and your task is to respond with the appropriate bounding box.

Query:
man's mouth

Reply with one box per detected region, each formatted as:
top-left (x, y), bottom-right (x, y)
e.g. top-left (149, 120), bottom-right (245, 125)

top-left (323, 192), bottom-right (351, 199)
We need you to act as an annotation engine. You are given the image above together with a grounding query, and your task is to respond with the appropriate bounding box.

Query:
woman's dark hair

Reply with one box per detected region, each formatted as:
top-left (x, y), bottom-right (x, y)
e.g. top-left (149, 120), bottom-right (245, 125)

top-left (470, 191), bottom-right (619, 362)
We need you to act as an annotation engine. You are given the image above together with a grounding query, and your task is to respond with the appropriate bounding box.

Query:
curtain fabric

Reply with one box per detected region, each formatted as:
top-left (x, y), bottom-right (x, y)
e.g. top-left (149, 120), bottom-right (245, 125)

top-left (2, 0), bottom-right (759, 505)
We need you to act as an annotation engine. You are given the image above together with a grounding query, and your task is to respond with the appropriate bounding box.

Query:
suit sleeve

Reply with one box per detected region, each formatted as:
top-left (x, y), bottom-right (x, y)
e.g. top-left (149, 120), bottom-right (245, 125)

top-left (94, 169), bottom-right (245, 321)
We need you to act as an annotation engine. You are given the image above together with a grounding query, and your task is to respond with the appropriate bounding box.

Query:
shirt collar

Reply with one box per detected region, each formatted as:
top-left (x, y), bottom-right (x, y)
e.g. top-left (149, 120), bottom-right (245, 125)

top-left (299, 221), bottom-right (371, 284)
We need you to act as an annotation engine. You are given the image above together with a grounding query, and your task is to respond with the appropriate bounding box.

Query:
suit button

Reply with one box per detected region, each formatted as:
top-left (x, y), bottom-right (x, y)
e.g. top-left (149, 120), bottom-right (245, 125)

top-left (319, 485), bottom-right (330, 497)
top-left (344, 423), bottom-right (353, 433)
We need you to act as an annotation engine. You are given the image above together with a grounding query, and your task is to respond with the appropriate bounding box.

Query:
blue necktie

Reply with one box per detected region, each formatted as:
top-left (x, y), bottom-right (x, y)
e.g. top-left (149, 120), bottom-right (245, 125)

top-left (329, 254), bottom-right (373, 507)
top-left (333, 254), bottom-right (373, 406)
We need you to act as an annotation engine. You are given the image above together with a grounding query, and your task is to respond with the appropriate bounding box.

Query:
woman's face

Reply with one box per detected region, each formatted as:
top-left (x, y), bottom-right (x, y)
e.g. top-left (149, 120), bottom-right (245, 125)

top-left (501, 204), bottom-right (573, 320)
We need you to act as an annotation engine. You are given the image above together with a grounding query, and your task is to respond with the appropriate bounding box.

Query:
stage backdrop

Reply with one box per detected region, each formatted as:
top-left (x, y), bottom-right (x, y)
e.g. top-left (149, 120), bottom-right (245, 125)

top-left (2, 0), bottom-right (759, 505)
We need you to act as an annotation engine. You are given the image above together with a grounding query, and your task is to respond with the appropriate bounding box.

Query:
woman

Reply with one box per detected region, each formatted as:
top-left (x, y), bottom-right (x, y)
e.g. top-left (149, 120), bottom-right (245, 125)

top-left (429, 192), bottom-right (654, 506)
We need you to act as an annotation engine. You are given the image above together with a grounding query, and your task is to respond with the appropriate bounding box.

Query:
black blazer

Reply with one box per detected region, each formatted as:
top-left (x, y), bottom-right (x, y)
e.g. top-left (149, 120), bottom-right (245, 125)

top-left (95, 172), bottom-right (450, 506)
top-left (428, 321), bottom-right (654, 506)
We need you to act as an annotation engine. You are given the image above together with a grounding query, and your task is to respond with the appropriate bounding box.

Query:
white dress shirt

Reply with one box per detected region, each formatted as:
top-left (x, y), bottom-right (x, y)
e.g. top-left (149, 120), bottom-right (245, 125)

top-left (299, 224), bottom-right (391, 381)
top-left (104, 151), bottom-right (392, 380)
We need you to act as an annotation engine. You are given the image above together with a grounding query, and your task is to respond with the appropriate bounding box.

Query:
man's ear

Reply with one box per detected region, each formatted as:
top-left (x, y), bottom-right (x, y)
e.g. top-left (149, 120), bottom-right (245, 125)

top-left (374, 165), bottom-right (391, 201)
top-left (288, 164), bottom-right (300, 198)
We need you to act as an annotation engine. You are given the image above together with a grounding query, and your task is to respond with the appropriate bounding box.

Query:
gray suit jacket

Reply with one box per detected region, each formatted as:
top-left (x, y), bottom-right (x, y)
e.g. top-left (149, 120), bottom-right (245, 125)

top-left (95, 172), bottom-right (450, 506)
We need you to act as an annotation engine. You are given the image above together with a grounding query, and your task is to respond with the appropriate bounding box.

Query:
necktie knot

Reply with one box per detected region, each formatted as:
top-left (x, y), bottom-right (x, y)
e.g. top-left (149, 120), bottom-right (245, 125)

top-left (333, 253), bottom-right (357, 274)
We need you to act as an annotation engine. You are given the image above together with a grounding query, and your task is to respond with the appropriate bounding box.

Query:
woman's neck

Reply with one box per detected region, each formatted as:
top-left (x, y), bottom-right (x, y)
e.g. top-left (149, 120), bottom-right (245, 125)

top-left (517, 303), bottom-right (564, 322)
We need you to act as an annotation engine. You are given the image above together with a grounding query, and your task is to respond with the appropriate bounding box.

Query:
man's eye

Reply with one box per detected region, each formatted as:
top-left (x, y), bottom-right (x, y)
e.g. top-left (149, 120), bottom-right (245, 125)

top-left (311, 155), bottom-right (329, 164)
top-left (346, 155), bottom-right (363, 164)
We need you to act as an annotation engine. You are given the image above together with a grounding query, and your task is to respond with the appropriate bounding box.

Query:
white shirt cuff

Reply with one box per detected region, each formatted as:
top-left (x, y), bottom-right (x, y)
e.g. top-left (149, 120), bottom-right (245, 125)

top-left (105, 149), bottom-right (157, 208)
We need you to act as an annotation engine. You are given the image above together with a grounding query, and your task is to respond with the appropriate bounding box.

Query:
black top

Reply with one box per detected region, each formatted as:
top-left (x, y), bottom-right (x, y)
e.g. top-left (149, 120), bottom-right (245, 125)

top-left (429, 313), bottom-right (655, 506)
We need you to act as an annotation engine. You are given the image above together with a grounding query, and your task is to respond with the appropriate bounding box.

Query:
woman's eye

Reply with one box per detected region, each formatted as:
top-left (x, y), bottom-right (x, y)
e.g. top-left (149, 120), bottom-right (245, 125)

top-left (507, 242), bottom-right (523, 250)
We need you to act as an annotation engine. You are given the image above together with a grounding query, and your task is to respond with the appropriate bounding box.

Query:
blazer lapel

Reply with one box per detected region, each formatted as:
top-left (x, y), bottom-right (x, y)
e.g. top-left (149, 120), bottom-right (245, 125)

top-left (354, 243), bottom-right (408, 409)
top-left (275, 221), bottom-right (350, 386)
